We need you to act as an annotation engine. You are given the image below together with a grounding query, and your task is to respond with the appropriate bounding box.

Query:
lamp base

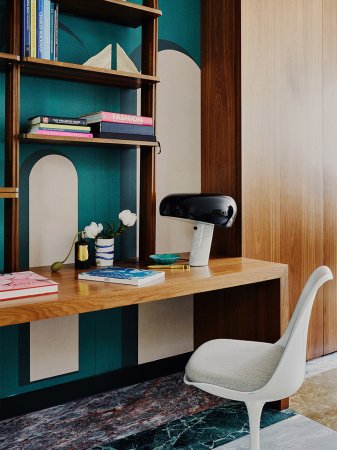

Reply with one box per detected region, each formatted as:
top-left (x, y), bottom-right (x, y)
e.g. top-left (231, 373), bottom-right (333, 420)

top-left (189, 222), bottom-right (214, 267)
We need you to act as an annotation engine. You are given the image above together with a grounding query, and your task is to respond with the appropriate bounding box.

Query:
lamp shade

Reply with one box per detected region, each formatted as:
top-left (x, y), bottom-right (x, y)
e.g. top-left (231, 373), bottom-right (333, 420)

top-left (159, 194), bottom-right (237, 228)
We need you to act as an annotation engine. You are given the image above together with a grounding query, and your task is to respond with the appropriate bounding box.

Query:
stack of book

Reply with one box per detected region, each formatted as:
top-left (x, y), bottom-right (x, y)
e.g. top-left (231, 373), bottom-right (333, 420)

top-left (79, 112), bottom-right (156, 142)
top-left (21, 0), bottom-right (59, 60)
top-left (27, 116), bottom-right (93, 138)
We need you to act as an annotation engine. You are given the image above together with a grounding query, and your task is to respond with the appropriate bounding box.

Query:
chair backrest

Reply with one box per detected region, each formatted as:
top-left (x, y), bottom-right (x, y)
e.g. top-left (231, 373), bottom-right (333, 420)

top-left (263, 266), bottom-right (333, 399)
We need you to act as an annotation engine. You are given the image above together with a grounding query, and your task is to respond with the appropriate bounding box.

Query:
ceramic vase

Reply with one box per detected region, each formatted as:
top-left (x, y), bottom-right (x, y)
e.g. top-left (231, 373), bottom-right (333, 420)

top-left (95, 238), bottom-right (114, 267)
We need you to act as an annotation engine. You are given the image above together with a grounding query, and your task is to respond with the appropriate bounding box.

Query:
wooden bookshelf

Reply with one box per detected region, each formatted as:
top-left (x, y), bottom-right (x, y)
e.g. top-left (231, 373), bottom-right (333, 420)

top-left (3, 0), bottom-right (160, 271)
top-left (0, 52), bottom-right (20, 65)
top-left (0, 187), bottom-right (19, 199)
top-left (20, 134), bottom-right (158, 148)
top-left (21, 57), bottom-right (160, 88)
top-left (58, 0), bottom-right (162, 27)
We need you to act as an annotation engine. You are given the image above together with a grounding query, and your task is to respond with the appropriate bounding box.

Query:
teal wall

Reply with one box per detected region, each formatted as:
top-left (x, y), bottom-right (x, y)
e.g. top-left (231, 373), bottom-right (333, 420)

top-left (0, 0), bottom-right (200, 399)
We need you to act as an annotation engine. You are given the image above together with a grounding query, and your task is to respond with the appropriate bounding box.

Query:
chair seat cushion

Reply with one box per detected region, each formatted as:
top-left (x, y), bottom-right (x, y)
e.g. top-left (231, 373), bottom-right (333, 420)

top-left (185, 339), bottom-right (284, 392)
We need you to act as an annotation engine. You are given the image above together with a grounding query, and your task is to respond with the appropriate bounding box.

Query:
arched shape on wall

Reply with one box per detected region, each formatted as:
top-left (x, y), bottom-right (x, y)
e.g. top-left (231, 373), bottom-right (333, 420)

top-left (29, 154), bottom-right (78, 267)
top-left (29, 154), bottom-right (79, 382)
top-left (138, 49), bottom-right (201, 364)
top-left (156, 49), bottom-right (201, 254)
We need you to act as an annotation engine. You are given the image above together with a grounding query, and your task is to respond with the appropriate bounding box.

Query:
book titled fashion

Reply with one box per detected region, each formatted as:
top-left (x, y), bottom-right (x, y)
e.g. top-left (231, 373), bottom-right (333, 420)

top-left (78, 267), bottom-right (165, 286)
top-left (80, 111), bottom-right (153, 126)
top-left (0, 271), bottom-right (58, 300)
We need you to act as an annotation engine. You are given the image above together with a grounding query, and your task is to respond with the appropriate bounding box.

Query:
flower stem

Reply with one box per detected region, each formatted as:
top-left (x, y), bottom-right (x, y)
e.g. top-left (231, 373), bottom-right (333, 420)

top-left (62, 232), bottom-right (80, 264)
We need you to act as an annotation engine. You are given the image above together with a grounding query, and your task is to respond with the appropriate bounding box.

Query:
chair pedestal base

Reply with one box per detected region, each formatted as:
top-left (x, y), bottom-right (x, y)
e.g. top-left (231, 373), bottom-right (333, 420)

top-left (246, 401), bottom-right (264, 450)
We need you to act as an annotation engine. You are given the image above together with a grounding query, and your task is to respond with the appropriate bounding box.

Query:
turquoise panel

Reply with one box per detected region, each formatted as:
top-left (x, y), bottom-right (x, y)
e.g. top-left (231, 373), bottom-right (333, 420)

top-left (0, 314), bottom-right (96, 397)
top-left (159, 0), bottom-right (201, 66)
top-left (95, 309), bottom-right (122, 373)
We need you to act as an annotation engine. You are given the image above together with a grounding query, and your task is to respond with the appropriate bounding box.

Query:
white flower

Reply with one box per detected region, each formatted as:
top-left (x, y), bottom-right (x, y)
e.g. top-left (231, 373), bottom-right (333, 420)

top-left (119, 210), bottom-right (137, 227)
top-left (84, 222), bottom-right (103, 239)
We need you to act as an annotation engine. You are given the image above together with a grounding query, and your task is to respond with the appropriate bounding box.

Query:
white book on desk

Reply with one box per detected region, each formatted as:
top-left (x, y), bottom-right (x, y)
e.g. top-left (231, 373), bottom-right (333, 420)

top-left (78, 267), bottom-right (165, 286)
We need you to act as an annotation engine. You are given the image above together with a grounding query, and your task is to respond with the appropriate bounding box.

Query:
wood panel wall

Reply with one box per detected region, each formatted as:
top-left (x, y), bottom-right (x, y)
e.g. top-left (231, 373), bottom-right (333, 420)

top-left (202, 0), bottom-right (336, 359)
top-left (241, 0), bottom-right (324, 359)
top-left (323, 0), bottom-right (337, 354)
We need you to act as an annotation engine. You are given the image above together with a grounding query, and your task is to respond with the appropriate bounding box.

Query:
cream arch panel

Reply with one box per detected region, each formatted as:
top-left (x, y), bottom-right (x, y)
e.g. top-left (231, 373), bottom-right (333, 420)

top-left (29, 154), bottom-right (79, 381)
top-left (138, 50), bottom-right (201, 363)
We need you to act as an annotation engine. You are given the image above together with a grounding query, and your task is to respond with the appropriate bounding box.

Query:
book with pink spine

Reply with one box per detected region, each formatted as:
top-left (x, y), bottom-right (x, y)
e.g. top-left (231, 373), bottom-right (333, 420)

top-left (80, 111), bottom-right (153, 126)
top-left (0, 271), bottom-right (58, 300)
top-left (31, 130), bottom-right (93, 138)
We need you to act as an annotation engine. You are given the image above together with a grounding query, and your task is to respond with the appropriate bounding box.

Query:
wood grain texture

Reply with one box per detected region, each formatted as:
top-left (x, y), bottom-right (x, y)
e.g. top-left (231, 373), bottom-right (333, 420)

top-left (57, 0), bottom-right (162, 28)
top-left (139, 0), bottom-right (158, 261)
top-left (21, 57), bottom-right (160, 88)
top-left (241, 0), bottom-right (324, 359)
top-left (0, 258), bottom-right (288, 327)
top-left (322, 0), bottom-right (337, 354)
top-left (201, 0), bottom-right (241, 258)
top-left (20, 134), bottom-right (158, 148)
top-left (0, 187), bottom-right (19, 199)
top-left (4, 63), bottom-right (20, 272)
top-left (0, 53), bottom-right (20, 64)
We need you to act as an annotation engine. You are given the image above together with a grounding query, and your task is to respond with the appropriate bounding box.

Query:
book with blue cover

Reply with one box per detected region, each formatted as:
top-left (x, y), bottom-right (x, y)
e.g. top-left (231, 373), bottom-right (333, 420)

top-left (78, 267), bottom-right (165, 286)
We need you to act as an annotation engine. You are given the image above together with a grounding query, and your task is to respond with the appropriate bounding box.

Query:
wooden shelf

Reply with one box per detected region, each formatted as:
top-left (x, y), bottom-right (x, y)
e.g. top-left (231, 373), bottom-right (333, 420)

top-left (20, 133), bottom-right (158, 148)
top-left (0, 187), bottom-right (19, 199)
top-left (58, 0), bottom-right (162, 27)
top-left (0, 52), bottom-right (20, 65)
top-left (20, 57), bottom-right (160, 88)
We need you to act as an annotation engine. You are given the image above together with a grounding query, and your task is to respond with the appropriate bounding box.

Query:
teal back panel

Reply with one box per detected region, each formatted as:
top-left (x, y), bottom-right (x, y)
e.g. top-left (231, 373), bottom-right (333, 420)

top-left (0, 0), bottom-right (200, 398)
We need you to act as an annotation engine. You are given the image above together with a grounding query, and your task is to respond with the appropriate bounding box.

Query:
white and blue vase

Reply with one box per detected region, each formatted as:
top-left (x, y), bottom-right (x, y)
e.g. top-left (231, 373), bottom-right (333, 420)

top-left (95, 238), bottom-right (114, 267)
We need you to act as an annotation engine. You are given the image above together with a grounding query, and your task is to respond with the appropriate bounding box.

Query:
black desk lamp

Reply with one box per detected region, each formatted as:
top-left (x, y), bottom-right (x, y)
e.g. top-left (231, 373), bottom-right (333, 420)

top-left (159, 194), bottom-right (237, 267)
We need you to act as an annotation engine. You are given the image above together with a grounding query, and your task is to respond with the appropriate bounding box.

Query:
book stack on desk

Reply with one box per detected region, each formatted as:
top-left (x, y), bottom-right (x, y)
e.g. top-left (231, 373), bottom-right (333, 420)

top-left (79, 111), bottom-right (156, 142)
top-left (0, 271), bottom-right (58, 300)
top-left (26, 115), bottom-right (93, 138)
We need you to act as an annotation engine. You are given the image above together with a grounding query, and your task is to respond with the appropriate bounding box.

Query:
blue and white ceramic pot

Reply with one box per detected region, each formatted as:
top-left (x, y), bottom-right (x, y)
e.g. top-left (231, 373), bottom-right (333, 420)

top-left (95, 238), bottom-right (114, 267)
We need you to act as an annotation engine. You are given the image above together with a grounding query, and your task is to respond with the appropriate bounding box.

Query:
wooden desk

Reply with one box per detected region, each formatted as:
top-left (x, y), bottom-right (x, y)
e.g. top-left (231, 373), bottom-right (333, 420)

top-left (0, 257), bottom-right (289, 409)
top-left (0, 257), bottom-right (288, 327)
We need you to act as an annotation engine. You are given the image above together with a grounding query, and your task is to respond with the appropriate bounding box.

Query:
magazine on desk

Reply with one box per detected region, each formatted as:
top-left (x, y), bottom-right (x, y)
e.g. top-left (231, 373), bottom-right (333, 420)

top-left (78, 267), bottom-right (165, 286)
top-left (0, 271), bottom-right (58, 300)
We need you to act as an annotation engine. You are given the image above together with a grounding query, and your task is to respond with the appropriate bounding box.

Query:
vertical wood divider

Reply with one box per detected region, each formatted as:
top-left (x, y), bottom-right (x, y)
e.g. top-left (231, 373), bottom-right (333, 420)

top-left (4, 0), bottom-right (21, 271)
top-left (201, 0), bottom-right (242, 257)
top-left (139, 0), bottom-right (158, 261)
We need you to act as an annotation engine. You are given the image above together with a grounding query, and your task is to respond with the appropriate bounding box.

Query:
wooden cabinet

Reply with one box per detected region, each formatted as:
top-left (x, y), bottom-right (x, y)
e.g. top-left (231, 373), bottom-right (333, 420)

top-left (1, 0), bottom-right (161, 272)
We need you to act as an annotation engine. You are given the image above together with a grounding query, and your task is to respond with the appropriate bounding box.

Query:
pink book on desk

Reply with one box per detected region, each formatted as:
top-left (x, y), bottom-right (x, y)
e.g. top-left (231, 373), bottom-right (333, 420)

top-left (0, 271), bottom-right (58, 300)
top-left (32, 130), bottom-right (93, 138)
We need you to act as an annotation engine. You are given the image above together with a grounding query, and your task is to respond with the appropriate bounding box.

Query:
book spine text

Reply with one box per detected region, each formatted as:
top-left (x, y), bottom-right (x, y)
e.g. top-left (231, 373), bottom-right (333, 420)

top-left (21, 0), bottom-right (31, 56)
top-left (30, 0), bottom-right (37, 58)
top-left (101, 112), bottom-right (153, 126)
top-left (37, 0), bottom-right (44, 59)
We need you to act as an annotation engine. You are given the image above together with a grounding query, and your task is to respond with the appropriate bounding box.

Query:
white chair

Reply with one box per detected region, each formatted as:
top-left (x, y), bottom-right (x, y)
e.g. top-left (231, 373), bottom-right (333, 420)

top-left (184, 266), bottom-right (333, 450)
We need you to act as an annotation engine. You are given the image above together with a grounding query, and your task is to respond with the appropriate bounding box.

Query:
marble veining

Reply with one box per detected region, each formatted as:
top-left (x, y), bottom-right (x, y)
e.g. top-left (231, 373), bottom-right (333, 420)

top-left (219, 415), bottom-right (337, 449)
top-left (291, 367), bottom-right (337, 431)
top-left (305, 352), bottom-right (337, 378)
top-left (91, 402), bottom-right (294, 450)
top-left (0, 350), bottom-right (335, 450)
top-left (0, 372), bottom-right (227, 450)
